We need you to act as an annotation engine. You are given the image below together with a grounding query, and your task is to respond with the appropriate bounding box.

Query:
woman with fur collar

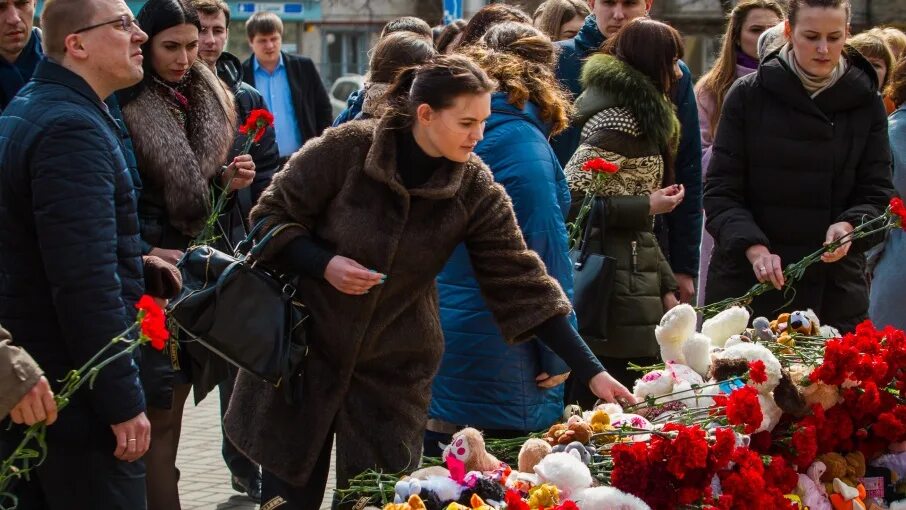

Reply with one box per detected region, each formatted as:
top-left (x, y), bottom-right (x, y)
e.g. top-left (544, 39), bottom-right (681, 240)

top-left (563, 18), bottom-right (685, 399)
top-left (223, 54), bottom-right (635, 509)
top-left (117, 0), bottom-right (253, 507)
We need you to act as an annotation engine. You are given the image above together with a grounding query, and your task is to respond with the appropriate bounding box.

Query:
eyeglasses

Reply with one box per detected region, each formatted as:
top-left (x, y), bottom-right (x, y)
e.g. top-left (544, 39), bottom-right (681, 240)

top-left (73, 14), bottom-right (140, 34)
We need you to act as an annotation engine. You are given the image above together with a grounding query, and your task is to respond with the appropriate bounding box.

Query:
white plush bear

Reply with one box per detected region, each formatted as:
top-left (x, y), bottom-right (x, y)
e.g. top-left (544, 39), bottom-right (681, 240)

top-left (681, 333), bottom-right (712, 378)
top-left (702, 306), bottom-right (750, 348)
top-left (655, 304), bottom-right (697, 364)
top-left (533, 451), bottom-right (593, 499)
top-left (713, 342), bottom-right (783, 394)
top-left (574, 486), bottom-right (652, 510)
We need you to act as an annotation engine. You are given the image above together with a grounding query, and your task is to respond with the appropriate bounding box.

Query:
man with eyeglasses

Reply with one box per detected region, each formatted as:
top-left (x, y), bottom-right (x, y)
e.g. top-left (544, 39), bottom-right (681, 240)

top-left (0, 0), bottom-right (153, 507)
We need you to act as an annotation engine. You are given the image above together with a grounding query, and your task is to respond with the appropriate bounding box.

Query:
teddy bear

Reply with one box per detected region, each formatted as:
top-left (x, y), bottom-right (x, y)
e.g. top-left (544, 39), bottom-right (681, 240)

top-left (442, 428), bottom-right (502, 473)
top-left (544, 416), bottom-right (594, 446)
top-left (653, 305), bottom-right (713, 379)
top-left (518, 438), bottom-right (552, 473)
top-left (702, 306), bottom-right (751, 349)
top-left (533, 450), bottom-right (593, 499)
top-left (552, 441), bottom-right (597, 466)
top-left (819, 452), bottom-right (867, 493)
top-left (633, 361), bottom-right (709, 408)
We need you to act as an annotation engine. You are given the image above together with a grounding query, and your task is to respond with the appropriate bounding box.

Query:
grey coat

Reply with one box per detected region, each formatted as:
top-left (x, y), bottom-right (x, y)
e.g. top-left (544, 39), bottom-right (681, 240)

top-left (869, 105), bottom-right (906, 328)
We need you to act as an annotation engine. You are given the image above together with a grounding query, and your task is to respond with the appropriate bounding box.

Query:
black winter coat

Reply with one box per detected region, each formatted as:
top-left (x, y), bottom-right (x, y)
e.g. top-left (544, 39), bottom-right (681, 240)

top-left (0, 61), bottom-right (145, 439)
top-left (704, 47), bottom-right (894, 332)
top-left (242, 52), bottom-right (332, 147)
top-left (216, 51), bottom-right (280, 227)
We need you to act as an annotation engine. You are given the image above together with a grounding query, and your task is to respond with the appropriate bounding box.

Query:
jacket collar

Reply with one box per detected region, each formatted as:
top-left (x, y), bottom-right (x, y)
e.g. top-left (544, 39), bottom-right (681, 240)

top-left (759, 45), bottom-right (877, 118)
top-left (488, 92), bottom-right (549, 137)
top-left (573, 15), bottom-right (605, 57)
top-left (364, 113), bottom-right (468, 199)
top-left (253, 52), bottom-right (285, 74)
top-left (215, 51), bottom-right (244, 93)
top-left (32, 58), bottom-right (110, 112)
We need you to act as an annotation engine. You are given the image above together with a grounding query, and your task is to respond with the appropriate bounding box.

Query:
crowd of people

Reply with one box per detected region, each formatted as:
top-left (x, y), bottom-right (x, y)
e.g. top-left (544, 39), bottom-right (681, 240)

top-left (0, 0), bottom-right (903, 508)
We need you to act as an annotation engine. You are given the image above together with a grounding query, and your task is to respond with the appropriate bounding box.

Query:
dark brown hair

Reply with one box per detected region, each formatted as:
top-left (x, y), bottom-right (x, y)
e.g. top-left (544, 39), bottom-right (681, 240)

top-left (192, 0), bottom-right (230, 25)
top-left (603, 18), bottom-right (685, 95)
top-left (696, 0), bottom-right (784, 138)
top-left (787, 0), bottom-right (851, 26)
top-left (454, 4), bottom-right (531, 50)
top-left (245, 11), bottom-right (283, 40)
top-left (368, 31), bottom-right (437, 84)
top-left (380, 16), bottom-right (432, 40)
top-left (464, 21), bottom-right (572, 135)
top-left (889, 55), bottom-right (906, 107)
top-left (385, 54), bottom-right (496, 125)
top-left (41, 0), bottom-right (98, 61)
top-left (533, 0), bottom-right (590, 41)
top-left (436, 19), bottom-right (467, 54)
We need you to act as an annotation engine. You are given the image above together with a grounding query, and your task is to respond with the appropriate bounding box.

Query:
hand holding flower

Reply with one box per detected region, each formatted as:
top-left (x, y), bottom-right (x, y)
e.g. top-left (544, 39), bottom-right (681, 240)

top-left (821, 221), bottom-right (854, 263)
top-left (222, 154), bottom-right (256, 192)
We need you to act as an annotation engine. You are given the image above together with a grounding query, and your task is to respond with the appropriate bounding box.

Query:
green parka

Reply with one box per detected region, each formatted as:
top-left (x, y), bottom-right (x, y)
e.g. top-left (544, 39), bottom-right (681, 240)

top-left (565, 54), bottom-right (679, 358)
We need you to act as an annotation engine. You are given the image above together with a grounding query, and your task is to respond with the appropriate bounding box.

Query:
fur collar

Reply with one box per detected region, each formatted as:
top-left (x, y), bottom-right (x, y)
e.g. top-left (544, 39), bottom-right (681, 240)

top-left (123, 60), bottom-right (236, 237)
top-left (578, 54), bottom-right (679, 152)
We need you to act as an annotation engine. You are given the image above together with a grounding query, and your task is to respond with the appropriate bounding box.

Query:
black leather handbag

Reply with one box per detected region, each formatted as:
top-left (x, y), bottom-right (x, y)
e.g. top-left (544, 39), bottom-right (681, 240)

top-left (569, 197), bottom-right (616, 343)
top-left (166, 221), bottom-right (310, 404)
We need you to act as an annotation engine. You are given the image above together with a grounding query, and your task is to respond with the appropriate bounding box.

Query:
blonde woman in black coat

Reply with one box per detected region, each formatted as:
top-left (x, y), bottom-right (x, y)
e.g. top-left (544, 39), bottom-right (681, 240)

top-left (704, 0), bottom-right (894, 332)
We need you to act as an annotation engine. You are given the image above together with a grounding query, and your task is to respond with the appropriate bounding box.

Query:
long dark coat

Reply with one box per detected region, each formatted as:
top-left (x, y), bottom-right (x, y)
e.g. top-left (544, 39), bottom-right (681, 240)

top-left (224, 114), bottom-right (572, 488)
top-left (704, 47), bottom-right (894, 332)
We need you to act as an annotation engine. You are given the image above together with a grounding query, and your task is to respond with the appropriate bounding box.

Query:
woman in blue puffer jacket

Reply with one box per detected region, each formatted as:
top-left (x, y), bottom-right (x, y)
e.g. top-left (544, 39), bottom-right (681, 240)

top-left (425, 22), bottom-right (577, 453)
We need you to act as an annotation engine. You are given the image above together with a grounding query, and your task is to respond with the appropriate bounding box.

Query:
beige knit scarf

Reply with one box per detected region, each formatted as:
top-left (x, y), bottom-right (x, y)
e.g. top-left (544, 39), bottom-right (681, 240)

top-left (780, 44), bottom-right (848, 98)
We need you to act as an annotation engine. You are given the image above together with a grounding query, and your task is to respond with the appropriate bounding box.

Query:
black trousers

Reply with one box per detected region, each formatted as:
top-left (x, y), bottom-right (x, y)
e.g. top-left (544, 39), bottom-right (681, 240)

top-left (219, 364), bottom-right (260, 483)
top-left (260, 430), bottom-right (335, 510)
top-left (1, 423), bottom-right (146, 510)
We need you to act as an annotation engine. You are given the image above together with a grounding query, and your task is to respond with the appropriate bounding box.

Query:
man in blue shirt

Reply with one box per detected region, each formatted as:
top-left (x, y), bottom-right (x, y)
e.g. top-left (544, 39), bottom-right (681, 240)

top-left (242, 12), bottom-right (331, 163)
top-left (553, 0), bottom-right (703, 306)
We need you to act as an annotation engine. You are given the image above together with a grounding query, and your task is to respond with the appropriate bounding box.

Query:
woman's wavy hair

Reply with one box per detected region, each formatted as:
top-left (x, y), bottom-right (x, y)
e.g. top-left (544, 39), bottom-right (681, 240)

top-left (695, 0), bottom-right (784, 139)
top-left (461, 22), bottom-right (572, 136)
top-left (889, 55), bottom-right (906, 108)
top-left (384, 53), bottom-right (497, 127)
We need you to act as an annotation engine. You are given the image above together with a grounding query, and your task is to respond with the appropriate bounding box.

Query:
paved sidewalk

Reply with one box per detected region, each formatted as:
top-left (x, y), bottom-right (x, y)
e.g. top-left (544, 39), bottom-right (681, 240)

top-left (178, 387), bottom-right (336, 510)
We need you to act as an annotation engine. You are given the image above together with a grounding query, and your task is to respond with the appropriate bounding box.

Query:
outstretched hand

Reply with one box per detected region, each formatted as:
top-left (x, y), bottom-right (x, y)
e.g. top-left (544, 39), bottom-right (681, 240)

top-left (588, 371), bottom-right (637, 405)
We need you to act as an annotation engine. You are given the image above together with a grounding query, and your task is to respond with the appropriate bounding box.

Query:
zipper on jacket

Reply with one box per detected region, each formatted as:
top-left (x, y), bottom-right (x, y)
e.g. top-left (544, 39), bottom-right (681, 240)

top-left (630, 241), bottom-right (638, 292)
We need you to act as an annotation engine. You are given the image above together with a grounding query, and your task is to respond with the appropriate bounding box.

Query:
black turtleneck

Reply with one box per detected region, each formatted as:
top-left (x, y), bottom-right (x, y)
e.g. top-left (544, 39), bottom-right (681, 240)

top-left (396, 129), bottom-right (449, 189)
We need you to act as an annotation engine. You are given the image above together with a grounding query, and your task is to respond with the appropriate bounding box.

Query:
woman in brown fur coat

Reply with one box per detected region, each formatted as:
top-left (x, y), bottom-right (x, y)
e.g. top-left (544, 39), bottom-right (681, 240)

top-left (117, 0), bottom-right (255, 507)
top-left (223, 54), bottom-right (636, 510)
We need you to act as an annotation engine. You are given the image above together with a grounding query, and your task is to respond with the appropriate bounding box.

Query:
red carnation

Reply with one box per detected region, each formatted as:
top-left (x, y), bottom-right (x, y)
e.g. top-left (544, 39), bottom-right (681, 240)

top-left (791, 424), bottom-right (818, 468)
top-left (505, 490), bottom-right (529, 510)
top-left (891, 197), bottom-right (906, 229)
top-left (581, 157), bottom-right (619, 174)
top-left (874, 412), bottom-right (906, 442)
top-left (239, 108), bottom-right (275, 143)
top-left (135, 295), bottom-right (168, 351)
top-left (748, 360), bottom-right (767, 385)
top-left (555, 501), bottom-right (579, 510)
top-left (725, 386), bottom-right (763, 434)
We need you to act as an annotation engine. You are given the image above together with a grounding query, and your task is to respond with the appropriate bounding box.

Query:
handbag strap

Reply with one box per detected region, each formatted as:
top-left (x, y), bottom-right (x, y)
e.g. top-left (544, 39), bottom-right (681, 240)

top-left (578, 197), bottom-right (608, 263)
top-left (234, 218), bottom-right (273, 256)
top-left (247, 222), bottom-right (306, 260)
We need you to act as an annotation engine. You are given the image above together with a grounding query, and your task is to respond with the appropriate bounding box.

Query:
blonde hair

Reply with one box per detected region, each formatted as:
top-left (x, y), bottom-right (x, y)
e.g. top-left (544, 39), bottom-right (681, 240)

top-left (695, 0), bottom-right (784, 139)
top-left (462, 21), bottom-right (572, 136)
top-left (848, 31), bottom-right (895, 90)
top-left (867, 27), bottom-right (906, 60)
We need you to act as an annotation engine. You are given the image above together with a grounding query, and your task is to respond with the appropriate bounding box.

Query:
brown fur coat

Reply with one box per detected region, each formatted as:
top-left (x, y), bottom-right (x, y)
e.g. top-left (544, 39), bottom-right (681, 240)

top-left (122, 60), bottom-right (236, 237)
top-left (223, 113), bottom-right (572, 488)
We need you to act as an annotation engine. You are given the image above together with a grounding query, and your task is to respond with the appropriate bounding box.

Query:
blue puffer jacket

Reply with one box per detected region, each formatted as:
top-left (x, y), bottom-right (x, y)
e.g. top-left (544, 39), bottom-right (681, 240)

top-left (552, 15), bottom-right (704, 279)
top-left (0, 60), bottom-right (145, 438)
top-left (429, 93), bottom-right (575, 432)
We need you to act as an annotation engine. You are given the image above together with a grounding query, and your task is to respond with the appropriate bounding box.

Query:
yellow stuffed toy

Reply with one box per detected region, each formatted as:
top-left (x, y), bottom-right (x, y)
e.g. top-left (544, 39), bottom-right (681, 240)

top-left (384, 495), bottom-right (427, 510)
